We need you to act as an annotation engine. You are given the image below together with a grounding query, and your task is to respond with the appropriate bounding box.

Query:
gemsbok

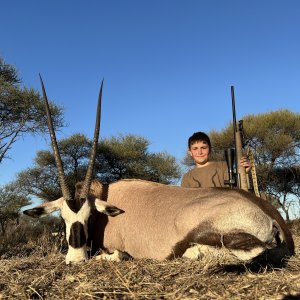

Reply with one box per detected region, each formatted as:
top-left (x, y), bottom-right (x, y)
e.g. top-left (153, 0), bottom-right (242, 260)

top-left (24, 77), bottom-right (295, 265)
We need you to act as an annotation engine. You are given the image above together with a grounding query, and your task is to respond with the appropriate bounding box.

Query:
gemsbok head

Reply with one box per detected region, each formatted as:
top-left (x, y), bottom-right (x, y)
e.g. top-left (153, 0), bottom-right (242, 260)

top-left (24, 76), bottom-right (124, 264)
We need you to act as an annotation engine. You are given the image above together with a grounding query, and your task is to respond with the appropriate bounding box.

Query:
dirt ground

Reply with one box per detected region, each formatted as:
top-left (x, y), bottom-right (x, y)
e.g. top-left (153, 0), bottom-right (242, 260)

top-left (1, 235), bottom-right (300, 299)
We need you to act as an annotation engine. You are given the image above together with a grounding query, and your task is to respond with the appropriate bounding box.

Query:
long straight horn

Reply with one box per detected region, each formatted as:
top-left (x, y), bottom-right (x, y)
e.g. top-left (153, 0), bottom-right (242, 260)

top-left (39, 74), bottom-right (72, 201)
top-left (80, 79), bottom-right (103, 199)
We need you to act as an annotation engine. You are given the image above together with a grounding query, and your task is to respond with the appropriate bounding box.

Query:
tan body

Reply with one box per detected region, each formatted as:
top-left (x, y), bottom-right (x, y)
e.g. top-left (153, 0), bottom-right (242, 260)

top-left (87, 179), bottom-right (294, 261)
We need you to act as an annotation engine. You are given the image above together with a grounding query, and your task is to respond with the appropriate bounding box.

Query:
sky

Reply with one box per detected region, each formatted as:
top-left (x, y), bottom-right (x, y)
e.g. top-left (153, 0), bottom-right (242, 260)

top-left (1, 0), bottom-right (300, 187)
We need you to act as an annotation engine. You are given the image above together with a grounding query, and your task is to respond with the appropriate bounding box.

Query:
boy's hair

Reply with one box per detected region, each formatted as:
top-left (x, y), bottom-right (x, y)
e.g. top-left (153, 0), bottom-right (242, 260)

top-left (188, 132), bottom-right (211, 151)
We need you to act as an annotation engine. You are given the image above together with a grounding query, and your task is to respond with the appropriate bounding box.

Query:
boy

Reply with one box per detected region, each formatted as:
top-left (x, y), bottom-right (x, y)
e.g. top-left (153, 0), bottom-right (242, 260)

top-left (181, 132), bottom-right (250, 188)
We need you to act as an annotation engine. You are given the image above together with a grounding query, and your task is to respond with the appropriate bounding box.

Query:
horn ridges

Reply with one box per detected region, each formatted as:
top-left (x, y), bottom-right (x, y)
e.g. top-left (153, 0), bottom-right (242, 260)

top-left (39, 74), bottom-right (72, 201)
top-left (80, 79), bottom-right (103, 199)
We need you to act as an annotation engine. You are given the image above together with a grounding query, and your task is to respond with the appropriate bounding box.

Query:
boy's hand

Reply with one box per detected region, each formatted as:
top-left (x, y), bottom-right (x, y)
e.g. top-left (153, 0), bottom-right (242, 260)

top-left (240, 156), bottom-right (251, 173)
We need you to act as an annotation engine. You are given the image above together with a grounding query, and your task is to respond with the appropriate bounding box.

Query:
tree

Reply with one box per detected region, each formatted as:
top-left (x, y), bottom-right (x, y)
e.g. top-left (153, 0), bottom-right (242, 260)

top-left (0, 57), bottom-right (20, 84)
top-left (0, 183), bottom-right (31, 235)
top-left (191, 109), bottom-right (300, 220)
top-left (97, 134), bottom-right (181, 184)
top-left (0, 56), bottom-right (64, 163)
top-left (15, 133), bottom-right (182, 201)
top-left (15, 134), bottom-right (91, 201)
top-left (268, 166), bottom-right (300, 221)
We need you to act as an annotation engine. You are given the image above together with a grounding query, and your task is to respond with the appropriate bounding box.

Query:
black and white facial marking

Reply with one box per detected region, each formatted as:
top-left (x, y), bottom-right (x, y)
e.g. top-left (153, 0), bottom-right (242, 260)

top-left (61, 197), bottom-right (92, 264)
top-left (23, 194), bottom-right (124, 264)
top-left (23, 196), bottom-right (92, 264)
top-left (67, 198), bottom-right (87, 214)
top-left (65, 198), bottom-right (89, 250)
top-left (69, 221), bottom-right (87, 248)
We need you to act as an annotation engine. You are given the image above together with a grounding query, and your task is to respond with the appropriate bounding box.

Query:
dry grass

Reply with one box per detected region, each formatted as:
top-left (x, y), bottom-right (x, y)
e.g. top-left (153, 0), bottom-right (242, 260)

top-left (0, 236), bottom-right (300, 299)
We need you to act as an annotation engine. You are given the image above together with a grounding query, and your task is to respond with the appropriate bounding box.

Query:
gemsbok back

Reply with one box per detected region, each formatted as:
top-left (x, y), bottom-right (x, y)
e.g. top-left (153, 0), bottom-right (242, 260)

top-left (24, 77), bottom-right (295, 265)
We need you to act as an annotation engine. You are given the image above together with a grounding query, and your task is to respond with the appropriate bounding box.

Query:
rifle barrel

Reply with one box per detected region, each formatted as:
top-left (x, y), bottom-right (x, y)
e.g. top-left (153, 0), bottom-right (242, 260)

top-left (231, 86), bottom-right (238, 176)
top-left (231, 86), bottom-right (248, 191)
top-left (231, 86), bottom-right (237, 134)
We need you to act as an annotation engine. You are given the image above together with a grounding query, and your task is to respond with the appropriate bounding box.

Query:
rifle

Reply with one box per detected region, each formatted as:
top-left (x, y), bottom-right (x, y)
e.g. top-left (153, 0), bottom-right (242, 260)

top-left (224, 86), bottom-right (248, 190)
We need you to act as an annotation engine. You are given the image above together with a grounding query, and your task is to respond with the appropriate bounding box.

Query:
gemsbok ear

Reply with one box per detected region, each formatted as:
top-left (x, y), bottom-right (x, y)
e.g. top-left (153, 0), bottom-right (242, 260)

top-left (94, 199), bottom-right (124, 217)
top-left (23, 198), bottom-right (63, 218)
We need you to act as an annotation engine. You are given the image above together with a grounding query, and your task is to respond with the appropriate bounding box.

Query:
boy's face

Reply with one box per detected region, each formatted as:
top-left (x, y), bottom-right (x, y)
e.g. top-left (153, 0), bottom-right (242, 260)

top-left (188, 140), bottom-right (210, 166)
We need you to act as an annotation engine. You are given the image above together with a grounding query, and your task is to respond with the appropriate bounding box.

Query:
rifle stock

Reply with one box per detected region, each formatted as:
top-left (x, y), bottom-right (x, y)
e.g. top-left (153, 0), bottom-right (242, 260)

top-left (235, 128), bottom-right (248, 190)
